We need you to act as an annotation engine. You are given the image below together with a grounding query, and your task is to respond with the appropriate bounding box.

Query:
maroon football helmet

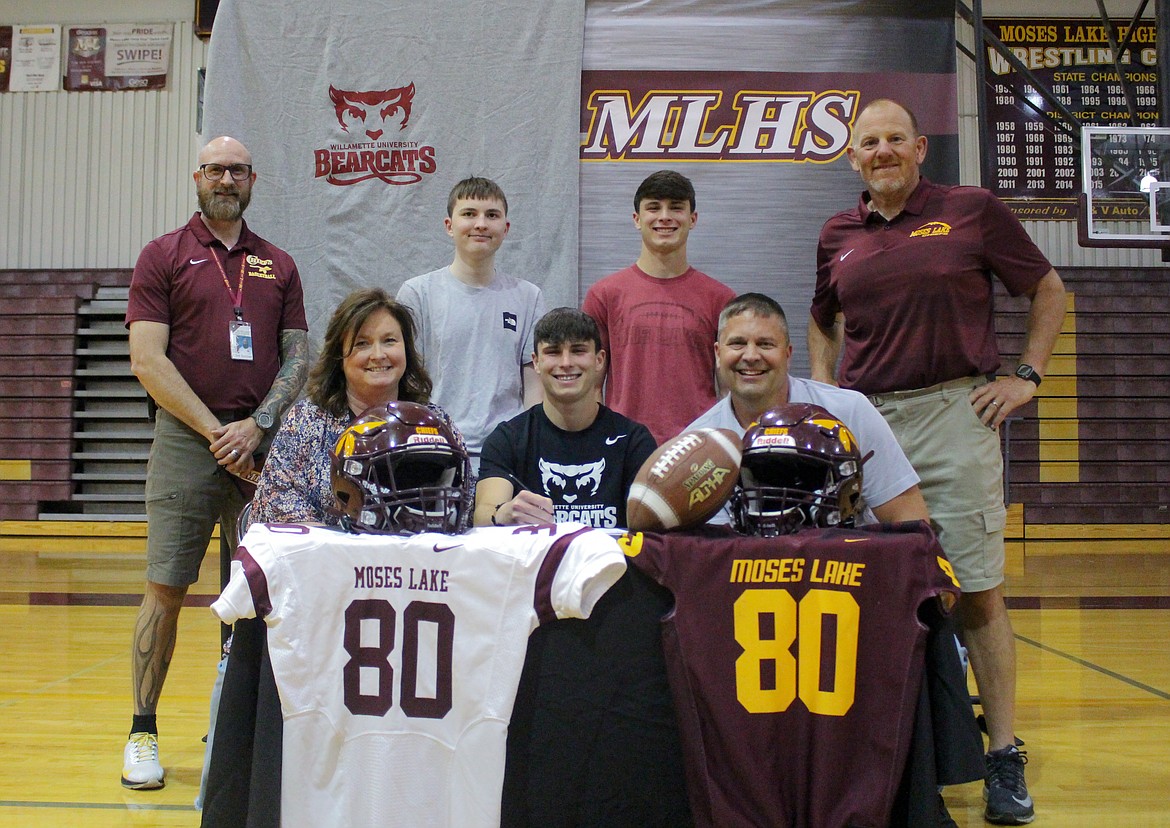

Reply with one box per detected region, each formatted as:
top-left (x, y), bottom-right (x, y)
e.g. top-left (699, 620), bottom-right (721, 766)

top-left (731, 403), bottom-right (867, 536)
top-left (331, 402), bottom-right (471, 535)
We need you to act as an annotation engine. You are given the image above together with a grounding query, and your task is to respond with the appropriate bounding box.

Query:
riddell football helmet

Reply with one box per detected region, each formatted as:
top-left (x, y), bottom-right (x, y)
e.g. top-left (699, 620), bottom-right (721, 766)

top-left (731, 403), bottom-right (868, 536)
top-left (331, 401), bottom-right (471, 535)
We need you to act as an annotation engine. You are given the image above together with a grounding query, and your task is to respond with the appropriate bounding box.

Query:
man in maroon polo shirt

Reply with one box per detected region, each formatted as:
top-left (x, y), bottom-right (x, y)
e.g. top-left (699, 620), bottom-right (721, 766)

top-left (121, 136), bottom-right (309, 790)
top-left (809, 99), bottom-right (1066, 826)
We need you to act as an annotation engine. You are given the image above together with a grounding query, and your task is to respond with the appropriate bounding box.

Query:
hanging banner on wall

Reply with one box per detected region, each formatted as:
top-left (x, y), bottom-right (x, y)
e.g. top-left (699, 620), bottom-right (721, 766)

top-left (65, 24), bottom-right (172, 91)
top-left (982, 17), bottom-right (1159, 219)
top-left (0, 27), bottom-right (11, 92)
top-left (9, 24), bottom-right (61, 92)
top-left (580, 0), bottom-right (957, 376)
top-left (203, 0), bottom-right (587, 338)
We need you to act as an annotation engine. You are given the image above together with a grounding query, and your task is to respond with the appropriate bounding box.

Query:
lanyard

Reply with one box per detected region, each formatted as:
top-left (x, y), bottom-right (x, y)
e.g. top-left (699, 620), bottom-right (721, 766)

top-left (210, 250), bottom-right (247, 321)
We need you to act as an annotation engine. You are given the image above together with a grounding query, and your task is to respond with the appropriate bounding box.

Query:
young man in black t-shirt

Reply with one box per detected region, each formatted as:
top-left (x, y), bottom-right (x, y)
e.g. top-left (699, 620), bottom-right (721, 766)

top-left (476, 307), bottom-right (655, 529)
top-left (476, 308), bottom-right (691, 827)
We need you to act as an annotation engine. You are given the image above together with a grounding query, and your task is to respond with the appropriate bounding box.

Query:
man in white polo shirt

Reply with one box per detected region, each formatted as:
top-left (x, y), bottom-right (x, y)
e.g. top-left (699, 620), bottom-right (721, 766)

top-left (689, 292), bottom-right (927, 525)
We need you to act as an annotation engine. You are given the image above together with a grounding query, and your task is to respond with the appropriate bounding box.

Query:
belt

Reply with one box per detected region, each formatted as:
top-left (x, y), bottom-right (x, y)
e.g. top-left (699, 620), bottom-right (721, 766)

top-left (212, 408), bottom-right (254, 422)
top-left (867, 374), bottom-right (992, 407)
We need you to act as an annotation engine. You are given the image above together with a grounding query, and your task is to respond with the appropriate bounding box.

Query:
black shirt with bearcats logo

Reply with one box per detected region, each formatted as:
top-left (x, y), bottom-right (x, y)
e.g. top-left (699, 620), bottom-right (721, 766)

top-left (481, 405), bottom-right (692, 827)
top-left (479, 402), bottom-right (656, 529)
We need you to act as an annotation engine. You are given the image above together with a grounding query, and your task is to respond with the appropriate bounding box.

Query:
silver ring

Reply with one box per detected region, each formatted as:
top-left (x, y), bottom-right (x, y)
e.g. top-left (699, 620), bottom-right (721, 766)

top-left (230, 449), bottom-right (240, 457)
top-left (989, 402), bottom-right (1000, 408)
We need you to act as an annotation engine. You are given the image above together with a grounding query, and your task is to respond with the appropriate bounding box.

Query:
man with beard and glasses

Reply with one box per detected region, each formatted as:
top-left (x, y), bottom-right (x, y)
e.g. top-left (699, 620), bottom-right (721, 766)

top-left (121, 136), bottom-right (309, 791)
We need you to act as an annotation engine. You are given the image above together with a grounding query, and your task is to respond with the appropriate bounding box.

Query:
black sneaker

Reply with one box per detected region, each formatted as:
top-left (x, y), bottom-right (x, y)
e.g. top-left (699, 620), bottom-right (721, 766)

top-left (983, 745), bottom-right (1034, 824)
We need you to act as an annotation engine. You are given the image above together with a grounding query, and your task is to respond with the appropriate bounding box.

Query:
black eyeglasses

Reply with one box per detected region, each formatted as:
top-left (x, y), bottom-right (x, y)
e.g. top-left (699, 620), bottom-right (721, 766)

top-left (199, 163), bottom-right (253, 181)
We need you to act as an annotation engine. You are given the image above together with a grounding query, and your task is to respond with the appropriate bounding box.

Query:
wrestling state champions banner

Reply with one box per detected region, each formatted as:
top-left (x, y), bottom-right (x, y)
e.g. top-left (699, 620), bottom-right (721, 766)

top-left (202, 0), bottom-right (587, 338)
top-left (580, 0), bottom-right (957, 376)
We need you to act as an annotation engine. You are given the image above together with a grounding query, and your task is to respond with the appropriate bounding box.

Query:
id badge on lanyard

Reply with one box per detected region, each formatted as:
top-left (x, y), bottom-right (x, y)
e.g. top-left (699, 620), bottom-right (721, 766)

top-left (213, 251), bottom-right (255, 362)
top-left (230, 319), bottom-right (254, 361)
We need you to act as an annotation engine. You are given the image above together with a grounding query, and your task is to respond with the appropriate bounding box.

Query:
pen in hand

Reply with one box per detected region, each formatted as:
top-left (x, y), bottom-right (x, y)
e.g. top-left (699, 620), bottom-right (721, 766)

top-left (497, 472), bottom-right (556, 524)
top-left (502, 471), bottom-right (530, 496)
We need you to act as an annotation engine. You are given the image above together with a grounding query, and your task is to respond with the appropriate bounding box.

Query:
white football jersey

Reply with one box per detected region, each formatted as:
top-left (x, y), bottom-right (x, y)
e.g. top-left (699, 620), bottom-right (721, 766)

top-left (211, 522), bottom-right (626, 828)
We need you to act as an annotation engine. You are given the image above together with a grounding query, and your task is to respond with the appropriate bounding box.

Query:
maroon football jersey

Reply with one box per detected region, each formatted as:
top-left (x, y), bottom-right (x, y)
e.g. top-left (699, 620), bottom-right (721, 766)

top-left (621, 522), bottom-right (960, 828)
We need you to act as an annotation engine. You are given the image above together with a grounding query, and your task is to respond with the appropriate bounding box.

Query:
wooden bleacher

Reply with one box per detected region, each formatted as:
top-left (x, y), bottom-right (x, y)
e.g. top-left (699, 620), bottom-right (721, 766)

top-left (0, 282), bottom-right (82, 520)
top-left (998, 266), bottom-right (1170, 562)
top-left (0, 270), bottom-right (137, 523)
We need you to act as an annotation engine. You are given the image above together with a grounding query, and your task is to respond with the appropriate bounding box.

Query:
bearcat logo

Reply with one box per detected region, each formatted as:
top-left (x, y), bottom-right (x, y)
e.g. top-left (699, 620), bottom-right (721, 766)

top-left (539, 458), bottom-right (619, 527)
top-left (331, 83), bottom-right (416, 139)
top-left (314, 83), bottom-right (437, 186)
top-left (539, 458), bottom-right (605, 504)
top-left (581, 72), bottom-right (859, 163)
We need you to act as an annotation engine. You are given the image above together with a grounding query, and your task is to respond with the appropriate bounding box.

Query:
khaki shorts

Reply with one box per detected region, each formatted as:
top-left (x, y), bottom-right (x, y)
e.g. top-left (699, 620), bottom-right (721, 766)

top-left (868, 376), bottom-right (1006, 593)
top-left (144, 410), bottom-right (250, 587)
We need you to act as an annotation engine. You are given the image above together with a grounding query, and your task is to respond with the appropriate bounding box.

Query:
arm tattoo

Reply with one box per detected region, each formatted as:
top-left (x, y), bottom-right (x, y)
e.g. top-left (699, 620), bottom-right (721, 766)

top-left (258, 329), bottom-right (310, 419)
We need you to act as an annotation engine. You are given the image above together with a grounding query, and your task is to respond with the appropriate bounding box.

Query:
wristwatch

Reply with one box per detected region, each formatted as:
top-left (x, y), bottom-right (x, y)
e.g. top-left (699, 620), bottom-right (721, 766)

top-left (1014, 363), bottom-right (1042, 387)
top-left (253, 409), bottom-right (275, 431)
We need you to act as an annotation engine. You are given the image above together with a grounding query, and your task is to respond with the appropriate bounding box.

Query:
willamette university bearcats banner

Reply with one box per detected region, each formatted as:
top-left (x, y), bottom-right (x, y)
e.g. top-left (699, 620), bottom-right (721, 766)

top-left (580, 0), bottom-right (956, 376)
top-left (203, 0), bottom-right (586, 338)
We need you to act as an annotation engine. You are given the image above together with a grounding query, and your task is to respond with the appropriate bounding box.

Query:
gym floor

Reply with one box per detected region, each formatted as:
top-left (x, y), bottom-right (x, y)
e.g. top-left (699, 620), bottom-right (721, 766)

top-left (0, 542), bottom-right (1167, 827)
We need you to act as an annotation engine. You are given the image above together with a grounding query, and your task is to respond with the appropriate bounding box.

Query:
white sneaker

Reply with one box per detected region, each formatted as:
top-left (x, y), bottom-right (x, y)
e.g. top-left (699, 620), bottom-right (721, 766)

top-left (121, 732), bottom-right (165, 789)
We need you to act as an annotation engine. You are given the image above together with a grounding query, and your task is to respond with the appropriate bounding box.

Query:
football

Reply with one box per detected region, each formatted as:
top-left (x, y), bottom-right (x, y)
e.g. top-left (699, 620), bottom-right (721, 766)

top-left (626, 428), bottom-right (742, 531)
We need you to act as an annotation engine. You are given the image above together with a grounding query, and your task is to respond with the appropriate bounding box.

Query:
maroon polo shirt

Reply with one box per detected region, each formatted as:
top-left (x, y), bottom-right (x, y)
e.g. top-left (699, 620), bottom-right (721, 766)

top-left (126, 213), bottom-right (308, 414)
top-left (812, 178), bottom-right (1052, 395)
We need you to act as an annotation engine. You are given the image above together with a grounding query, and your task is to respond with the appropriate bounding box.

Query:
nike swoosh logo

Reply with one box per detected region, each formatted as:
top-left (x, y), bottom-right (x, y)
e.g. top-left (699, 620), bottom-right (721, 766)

top-left (605, 434), bottom-right (627, 445)
top-left (1013, 795), bottom-right (1033, 807)
top-left (843, 538), bottom-right (869, 543)
top-left (839, 249), bottom-right (855, 262)
top-left (433, 543), bottom-right (462, 553)
top-left (190, 258), bottom-right (208, 265)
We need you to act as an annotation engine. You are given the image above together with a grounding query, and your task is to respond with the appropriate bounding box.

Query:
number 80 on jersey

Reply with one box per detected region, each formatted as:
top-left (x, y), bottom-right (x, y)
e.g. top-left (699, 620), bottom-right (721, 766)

top-left (735, 588), bottom-right (860, 717)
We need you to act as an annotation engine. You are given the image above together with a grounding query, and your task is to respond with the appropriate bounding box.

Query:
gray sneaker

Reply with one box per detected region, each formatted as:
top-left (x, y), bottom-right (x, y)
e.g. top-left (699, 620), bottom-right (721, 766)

top-left (983, 745), bottom-right (1034, 824)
